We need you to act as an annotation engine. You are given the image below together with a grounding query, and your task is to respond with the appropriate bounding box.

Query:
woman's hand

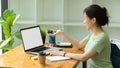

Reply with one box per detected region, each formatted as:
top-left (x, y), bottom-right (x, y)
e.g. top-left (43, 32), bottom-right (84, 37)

top-left (53, 30), bottom-right (63, 35)
top-left (48, 30), bottom-right (63, 36)
top-left (50, 49), bottom-right (64, 56)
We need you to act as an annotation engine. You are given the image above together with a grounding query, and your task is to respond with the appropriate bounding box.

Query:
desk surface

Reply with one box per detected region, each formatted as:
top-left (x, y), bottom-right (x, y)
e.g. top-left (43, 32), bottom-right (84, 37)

top-left (0, 45), bottom-right (83, 68)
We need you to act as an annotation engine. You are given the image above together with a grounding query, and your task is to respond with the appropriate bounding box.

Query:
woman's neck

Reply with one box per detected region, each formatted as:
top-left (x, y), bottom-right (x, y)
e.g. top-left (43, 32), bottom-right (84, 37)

top-left (92, 25), bottom-right (104, 37)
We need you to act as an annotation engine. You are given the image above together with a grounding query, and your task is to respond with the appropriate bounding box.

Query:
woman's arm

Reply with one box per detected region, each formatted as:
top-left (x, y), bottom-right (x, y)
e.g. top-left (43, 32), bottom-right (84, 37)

top-left (50, 49), bottom-right (96, 62)
top-left (53, 30), bottom-right (86, 49)
top-left (65, 49), bottom-right (96, 61)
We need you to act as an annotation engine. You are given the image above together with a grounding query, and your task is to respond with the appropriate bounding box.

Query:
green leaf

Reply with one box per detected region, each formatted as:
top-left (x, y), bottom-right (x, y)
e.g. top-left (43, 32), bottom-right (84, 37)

top-left (15, 30), bottom-right (22, 40)
top-left (0, 37), bottom-right (12, 49)
top-left (9, 38), bottom-right (14, 46)
top-left (3, 9), bottom-right (11, 20)
top-left (40, 26), bottom-right (47, 44)
top-left (13, 14), bottom-right (20, 25)
top-left (2, 45), bottom-right (12, 52)
top-left (3, 9), bottom-right (16, 21)
top-left (0, 40), bottom-right (4, 45)
top-left (40, 26), bottom-right (47, 37)
top-left (10, 10), bottom-right (16, 16)
top-left (7, 15), bottom-right (16, 26)
top-left (0, 17), bottom-right (5, 24)
top-left (3, 24), bottom-right (10, 39)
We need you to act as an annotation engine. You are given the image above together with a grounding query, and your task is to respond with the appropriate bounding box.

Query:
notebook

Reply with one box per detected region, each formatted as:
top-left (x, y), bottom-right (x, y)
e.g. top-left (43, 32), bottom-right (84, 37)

top-left (20, 26), bottom-right (51, 55)
top-left (46, 56), bottom-right (70, 62)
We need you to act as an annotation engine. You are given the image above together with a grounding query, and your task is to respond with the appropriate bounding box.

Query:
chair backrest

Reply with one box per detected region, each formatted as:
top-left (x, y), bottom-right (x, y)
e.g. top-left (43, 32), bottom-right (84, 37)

top-left (111, 43), bottom-right (120, 68)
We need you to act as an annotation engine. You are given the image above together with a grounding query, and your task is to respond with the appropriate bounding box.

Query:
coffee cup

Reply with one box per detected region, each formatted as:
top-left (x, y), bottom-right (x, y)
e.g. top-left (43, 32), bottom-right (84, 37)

top-left (38, 52), bottom-right (46, 66)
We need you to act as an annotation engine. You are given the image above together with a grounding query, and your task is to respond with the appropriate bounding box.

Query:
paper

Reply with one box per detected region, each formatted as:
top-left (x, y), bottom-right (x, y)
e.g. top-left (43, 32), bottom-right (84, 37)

top-left (46, 56), bottom-right (70, 62)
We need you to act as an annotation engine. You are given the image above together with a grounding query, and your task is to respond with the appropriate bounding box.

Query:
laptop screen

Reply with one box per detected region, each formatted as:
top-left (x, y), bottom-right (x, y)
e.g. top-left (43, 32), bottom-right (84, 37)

top-left (20, 26), bottom-right (43, 50)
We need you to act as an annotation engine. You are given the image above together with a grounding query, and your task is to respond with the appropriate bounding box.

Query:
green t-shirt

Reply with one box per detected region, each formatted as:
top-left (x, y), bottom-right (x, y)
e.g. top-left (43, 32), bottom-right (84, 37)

top-left (84, 32), bottom-right (113, 68)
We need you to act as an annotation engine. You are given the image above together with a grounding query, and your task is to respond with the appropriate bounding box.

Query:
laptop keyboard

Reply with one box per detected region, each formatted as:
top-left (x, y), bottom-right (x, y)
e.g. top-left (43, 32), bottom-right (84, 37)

top-left (32, 47), bottom-right (50, 52)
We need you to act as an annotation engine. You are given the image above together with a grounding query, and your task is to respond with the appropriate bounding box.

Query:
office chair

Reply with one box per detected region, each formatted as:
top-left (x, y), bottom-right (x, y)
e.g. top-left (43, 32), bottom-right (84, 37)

top-left (111, 39), bottom-right (120, 68)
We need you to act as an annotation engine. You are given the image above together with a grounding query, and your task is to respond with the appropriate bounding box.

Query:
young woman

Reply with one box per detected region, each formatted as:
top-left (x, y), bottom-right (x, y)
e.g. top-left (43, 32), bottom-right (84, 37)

top-left (49, 4), bottom-right (113, 68)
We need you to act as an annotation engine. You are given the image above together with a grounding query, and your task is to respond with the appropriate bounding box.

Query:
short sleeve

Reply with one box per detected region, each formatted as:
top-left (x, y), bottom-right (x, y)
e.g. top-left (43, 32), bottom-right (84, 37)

top-left (83, 34), bottom-right (91, 43)
top-left (92, 33), bottom-right (108, 54)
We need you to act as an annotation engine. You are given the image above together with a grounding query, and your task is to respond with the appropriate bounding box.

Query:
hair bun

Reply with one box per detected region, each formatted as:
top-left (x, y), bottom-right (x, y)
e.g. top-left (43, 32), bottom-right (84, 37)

top-left (102, 7), bottom-right (107, 15)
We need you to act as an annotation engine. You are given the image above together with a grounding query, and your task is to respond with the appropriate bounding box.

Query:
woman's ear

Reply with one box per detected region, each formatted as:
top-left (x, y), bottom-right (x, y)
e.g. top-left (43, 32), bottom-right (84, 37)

top-left (91, 17), bottom-right (96, 24)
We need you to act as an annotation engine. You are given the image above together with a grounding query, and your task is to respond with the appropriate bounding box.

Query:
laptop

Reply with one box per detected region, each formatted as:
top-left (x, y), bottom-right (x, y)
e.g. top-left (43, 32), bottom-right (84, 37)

top-left (20, 26), bottom-right (51, 55)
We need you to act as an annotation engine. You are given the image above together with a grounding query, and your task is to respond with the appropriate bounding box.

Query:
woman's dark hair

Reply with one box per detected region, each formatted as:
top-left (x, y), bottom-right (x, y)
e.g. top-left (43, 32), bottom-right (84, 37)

top-left (84, 4), bottom-right (109, 26)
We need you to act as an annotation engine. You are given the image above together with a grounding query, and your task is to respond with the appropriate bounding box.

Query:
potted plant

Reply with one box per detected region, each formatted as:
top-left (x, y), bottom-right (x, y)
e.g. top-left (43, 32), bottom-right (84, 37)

top-left (0, 9), bottom-right (20, 52)
top-left (40, 26), bottom-right (47, 44)
top-left (0, 9), bottom-right (47, 53)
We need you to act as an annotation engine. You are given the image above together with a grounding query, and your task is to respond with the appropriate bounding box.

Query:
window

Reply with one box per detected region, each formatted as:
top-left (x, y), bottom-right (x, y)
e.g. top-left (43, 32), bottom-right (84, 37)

top-left (0, 0), bottom-right (8, 54)
top-left (0, 0), bottom-right (2, 54)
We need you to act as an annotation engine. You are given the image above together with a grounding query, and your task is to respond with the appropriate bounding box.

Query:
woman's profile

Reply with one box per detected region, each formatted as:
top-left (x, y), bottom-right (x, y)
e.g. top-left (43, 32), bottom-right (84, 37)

top-left (49, 4), bottom-right (113, 68)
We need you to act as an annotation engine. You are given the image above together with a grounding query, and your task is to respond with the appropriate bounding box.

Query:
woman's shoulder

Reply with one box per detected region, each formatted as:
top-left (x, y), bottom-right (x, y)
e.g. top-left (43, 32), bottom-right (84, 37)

top-left (101, 32), bottom-right (109, 38)
top-left (95, 31), bottom-right (109, 42)
top-left (98, 31), bottom-right (108, 38)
